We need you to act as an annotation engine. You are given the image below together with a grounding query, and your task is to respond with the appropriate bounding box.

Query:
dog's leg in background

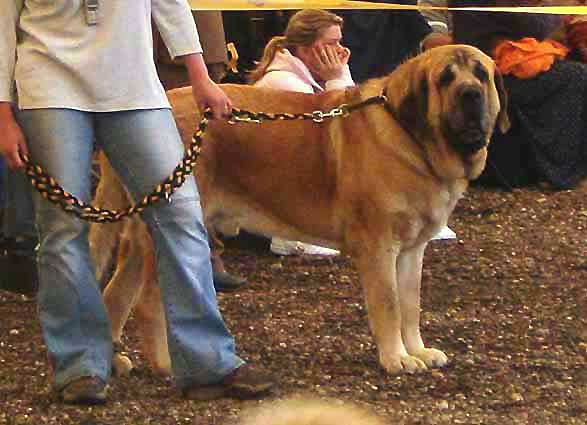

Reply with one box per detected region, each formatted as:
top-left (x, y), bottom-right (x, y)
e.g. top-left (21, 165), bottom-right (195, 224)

top-left (90, 152), bottom-right (149, 376)
top-left (355, 241), bottom-right (428, 374)
top-left (397, 244), bottom-right (448, 368)
top-left (89, 153), bottom-right (129, 287)
top-left (133, 242), bottom-right (172, 375)
top-left (102, 218), bottom-right (148, 376)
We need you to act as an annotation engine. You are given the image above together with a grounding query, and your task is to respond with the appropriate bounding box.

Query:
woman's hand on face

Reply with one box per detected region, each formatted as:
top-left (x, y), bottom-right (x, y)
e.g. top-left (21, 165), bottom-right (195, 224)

top-left (311, 44), bottom-right (347, 81)
top-left (338, 46), bottom-right (351, 65)
top-left (0, 107), bottom-right (28, 169)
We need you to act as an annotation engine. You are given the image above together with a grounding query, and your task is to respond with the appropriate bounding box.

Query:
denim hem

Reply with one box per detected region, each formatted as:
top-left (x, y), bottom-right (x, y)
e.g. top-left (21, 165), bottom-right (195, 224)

top-left (174, 358), bottom-right (245, 390)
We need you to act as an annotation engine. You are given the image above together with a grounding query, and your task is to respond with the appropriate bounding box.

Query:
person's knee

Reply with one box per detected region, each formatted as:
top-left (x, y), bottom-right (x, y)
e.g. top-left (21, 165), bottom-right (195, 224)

top-left (35, 206), bottom-right (90, 259)
top-left (143, 194), bottom-right (207, 234)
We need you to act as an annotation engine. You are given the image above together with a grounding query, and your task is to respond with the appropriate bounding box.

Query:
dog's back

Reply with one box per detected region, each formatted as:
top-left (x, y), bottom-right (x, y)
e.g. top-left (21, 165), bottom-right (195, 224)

top-left (170, 84), bottom-right (354, 248)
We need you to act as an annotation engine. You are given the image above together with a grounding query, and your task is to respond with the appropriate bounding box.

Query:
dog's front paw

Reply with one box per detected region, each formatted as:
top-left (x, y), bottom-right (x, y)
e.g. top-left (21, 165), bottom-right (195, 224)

top-left (412, 348), bottom-right (448, 369)
top-left (112, 353), bottom-right (134, 377)
top-left (381, 354), bottom-right (427, 374)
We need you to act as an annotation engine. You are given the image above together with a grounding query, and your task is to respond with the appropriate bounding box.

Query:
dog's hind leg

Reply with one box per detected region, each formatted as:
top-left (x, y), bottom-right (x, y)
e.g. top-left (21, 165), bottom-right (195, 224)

top-left (133, 240), bottom-right (171, 375)
top-left (397, 244), bottom-right (448, 369)
top-left (354, 240), bottom-right (428, 374)
top-left (102, 218), bottom-right (148, 376)
top-left (89, 152), bottom-right (131, 287)
top-left (90, 221), bottom-right (123, 287)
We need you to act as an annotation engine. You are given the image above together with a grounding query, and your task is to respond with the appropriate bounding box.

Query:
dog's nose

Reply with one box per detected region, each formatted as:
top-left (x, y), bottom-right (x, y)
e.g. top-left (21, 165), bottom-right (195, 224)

top-left (460, 86), bottom-right (482, 109)
top-left (458, 85), bottom-right (483, 123)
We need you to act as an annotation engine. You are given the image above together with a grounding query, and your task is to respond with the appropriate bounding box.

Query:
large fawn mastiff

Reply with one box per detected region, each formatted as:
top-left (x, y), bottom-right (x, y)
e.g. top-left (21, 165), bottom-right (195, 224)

top-left (90, 45), bottom-right (509, 376)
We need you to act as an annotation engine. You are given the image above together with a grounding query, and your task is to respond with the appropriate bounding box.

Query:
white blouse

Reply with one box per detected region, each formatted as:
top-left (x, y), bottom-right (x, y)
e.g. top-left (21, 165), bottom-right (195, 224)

top-left (0, 0), bottom-right (202, 112)
top-left (255, 49), bottom-right (355, 94)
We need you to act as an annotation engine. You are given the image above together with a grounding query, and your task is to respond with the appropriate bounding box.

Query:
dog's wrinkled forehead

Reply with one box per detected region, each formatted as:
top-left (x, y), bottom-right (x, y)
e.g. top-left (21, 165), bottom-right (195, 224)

top-left (433, 48), bottom-right (492, 87)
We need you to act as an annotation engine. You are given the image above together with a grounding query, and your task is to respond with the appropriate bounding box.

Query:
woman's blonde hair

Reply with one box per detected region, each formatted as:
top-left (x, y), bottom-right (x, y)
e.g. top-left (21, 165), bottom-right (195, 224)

top-left (248, 9), bottom-right (343, 83)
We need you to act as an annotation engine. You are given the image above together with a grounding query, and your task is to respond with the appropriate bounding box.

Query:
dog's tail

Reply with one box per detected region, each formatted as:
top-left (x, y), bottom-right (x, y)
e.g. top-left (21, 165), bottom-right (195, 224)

top-left (239, 398), bottom-right (385, 425)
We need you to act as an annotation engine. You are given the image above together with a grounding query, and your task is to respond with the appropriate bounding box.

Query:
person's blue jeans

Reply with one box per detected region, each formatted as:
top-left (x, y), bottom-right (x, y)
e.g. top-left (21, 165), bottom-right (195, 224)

top-left (15, 108), bottom-right (243, 391)
top-left (1, 162), bottom-right (37, 241)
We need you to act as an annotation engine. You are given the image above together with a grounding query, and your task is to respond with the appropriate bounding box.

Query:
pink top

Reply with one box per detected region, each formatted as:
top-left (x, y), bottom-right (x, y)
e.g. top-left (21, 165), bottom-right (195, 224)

top-left (254, 49), bottom-right (354, 93)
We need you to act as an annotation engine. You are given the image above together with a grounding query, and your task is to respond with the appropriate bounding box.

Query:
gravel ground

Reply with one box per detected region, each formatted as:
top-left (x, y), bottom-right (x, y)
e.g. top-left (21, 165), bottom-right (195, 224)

top-left (1, 183), bottom-right (586, 425)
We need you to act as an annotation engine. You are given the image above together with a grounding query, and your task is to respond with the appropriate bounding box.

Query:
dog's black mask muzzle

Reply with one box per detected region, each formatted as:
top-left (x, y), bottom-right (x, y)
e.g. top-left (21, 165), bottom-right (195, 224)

top-left (445, 85), bottom-right (489, 156)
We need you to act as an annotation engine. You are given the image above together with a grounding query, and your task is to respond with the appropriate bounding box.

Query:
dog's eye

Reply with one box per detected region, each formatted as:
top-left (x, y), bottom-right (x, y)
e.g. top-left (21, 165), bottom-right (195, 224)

top-left (438, 66), bottom-right (455, 87)
top-left (474, 63), bottom-right (489, 82)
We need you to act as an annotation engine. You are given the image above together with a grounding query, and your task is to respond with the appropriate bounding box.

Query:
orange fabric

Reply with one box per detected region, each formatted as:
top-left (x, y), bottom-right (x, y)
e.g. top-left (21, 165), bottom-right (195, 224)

top-left (493, 38), bottom-right (569, 79)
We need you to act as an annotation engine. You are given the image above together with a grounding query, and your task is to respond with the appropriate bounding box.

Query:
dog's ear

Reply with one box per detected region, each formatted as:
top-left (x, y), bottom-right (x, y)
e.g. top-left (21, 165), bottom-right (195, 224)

top-left (494, 67), bottom-right (511, 134)
top-left (396, 72), bottom-right (430, 136)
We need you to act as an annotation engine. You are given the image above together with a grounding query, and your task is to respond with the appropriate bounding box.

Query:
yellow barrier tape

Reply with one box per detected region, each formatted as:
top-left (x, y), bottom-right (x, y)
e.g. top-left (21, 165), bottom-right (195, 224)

top-left (189, 0), bottom-right (587, 14)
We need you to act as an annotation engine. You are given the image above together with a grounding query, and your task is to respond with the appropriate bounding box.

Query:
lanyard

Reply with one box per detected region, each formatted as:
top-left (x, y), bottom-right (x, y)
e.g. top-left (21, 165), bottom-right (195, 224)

top-left (85, 0), bottom-right (99, 25)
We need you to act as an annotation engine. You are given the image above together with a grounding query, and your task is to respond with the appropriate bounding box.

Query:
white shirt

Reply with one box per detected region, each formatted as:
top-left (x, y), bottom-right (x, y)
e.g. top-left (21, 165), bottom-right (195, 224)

top-left (0, 0), bottom-right (202, 112)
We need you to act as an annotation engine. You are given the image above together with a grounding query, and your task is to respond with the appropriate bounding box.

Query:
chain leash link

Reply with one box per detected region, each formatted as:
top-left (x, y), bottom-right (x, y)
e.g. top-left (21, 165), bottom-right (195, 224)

top-left (22, 94), bottom-right (388, 224)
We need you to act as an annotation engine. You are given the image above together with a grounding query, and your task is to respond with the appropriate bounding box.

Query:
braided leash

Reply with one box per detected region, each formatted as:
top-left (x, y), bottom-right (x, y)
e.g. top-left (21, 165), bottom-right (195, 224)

top-left (21, 94), bottom-right (388, 224)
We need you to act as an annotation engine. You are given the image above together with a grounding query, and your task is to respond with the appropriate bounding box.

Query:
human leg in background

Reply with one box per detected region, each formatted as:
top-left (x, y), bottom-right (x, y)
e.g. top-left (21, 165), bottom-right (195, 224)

top-left (191, 10), bottom-right (246, 292)
top-left (0, 157), bottom-right (39, 296)
top-left (16, 108), bottom-right (112, 404)
top-left (96, 108), bottom-right (275, 399)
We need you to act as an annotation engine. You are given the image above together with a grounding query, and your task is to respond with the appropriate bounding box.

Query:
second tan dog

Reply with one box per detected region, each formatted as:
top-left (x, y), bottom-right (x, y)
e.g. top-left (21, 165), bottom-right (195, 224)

top-left (90, 45), bottom-right (509, 377)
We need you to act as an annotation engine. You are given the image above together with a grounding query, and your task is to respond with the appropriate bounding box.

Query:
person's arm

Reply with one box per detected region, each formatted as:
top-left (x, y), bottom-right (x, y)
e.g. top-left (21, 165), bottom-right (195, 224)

top-left (182, 53), bottom-right (232, 119)
top-left (323, 64), bottom-right (355, 91)
top-left (0, 0), bottom-right (28, 170)
top-left (151, 0), bottom-right (231, 119)
top-left (0, 0), bottom-right (22, 105)
top-left (419, 0), bottom-right (454, 50)
top-left (312, 46), bottom-right (355, 91)
top-left (419, 0), bottom-right (450, 34)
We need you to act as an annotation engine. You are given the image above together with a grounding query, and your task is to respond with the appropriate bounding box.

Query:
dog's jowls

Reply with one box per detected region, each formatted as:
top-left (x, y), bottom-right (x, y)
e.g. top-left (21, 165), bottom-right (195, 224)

top-left (90, 44), bottom-right (509, 377)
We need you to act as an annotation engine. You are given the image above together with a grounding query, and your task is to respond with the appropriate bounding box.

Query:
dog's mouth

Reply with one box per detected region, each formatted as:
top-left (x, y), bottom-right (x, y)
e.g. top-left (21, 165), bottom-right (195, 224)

top-left (442, 119), bottom-right (488, 156)
top-left (453, 127), bottom-right (487, 156)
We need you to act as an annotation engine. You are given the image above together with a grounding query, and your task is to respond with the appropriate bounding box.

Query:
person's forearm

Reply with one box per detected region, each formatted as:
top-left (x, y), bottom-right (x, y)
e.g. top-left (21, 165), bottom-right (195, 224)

top-left (181, 53), bottom-right (212, 86)
top-left (0, 1), bottom-right (24, 104)
top-left (419, 0), bottom-right (450, 33)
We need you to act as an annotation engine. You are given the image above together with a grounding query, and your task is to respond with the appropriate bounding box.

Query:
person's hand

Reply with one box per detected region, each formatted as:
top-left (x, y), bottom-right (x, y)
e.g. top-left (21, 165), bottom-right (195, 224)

top-left (337, 46), bottom-right (351, 65)
top-left (310, 44), bottom-right (348, 82)
top-left (182, 53), bottom-right (232, 120)
top-left (567, 19), bottom-right (587, 55)
top-left (0, 106), bottom-right (28, 169)
top-left (191, 77), bottom-right (232, 120)
top-left (422, 33), bottom-right (454, 51)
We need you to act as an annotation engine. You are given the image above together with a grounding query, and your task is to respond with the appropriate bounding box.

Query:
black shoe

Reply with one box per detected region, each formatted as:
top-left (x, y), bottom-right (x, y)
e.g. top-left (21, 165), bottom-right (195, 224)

top-left (0, 235), bottom-right (38, 256)
top-left (0, 252), bottom-right (38, 296)
top-left (183, 364), bottom-right (276, 401)
top-left (213, 270), bottom-right (246, 293)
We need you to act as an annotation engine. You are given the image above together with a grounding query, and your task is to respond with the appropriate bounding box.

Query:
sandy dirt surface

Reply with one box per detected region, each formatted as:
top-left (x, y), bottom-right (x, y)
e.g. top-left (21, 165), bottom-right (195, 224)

top-left (1, 183), bottom-right (586, 424)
